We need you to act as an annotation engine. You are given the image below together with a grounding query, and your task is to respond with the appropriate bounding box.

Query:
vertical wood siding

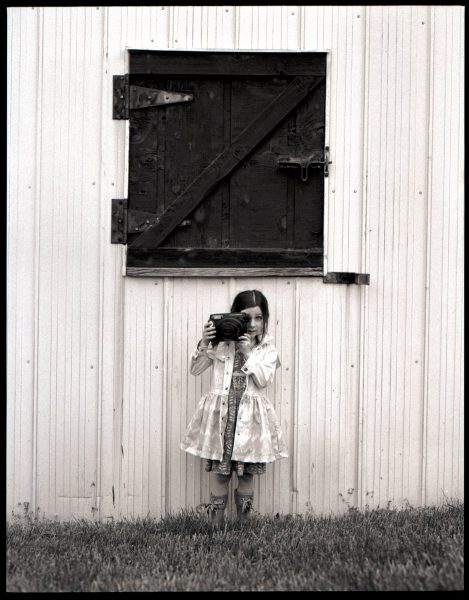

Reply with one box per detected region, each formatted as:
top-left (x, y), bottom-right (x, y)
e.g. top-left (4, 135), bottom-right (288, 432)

top-left (423, 6), bottom-right (465, 505)
top-left (7, 6), bottom-right (464, 520)
top-left (360, 6), bottom-right (431, 509)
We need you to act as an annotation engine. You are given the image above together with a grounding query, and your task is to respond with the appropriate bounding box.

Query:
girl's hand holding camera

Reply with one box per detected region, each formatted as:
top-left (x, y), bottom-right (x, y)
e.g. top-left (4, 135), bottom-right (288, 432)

top-left (200, 321), bottom-right (216, 349)
top-left (236, 333), bottom-right (253, 356)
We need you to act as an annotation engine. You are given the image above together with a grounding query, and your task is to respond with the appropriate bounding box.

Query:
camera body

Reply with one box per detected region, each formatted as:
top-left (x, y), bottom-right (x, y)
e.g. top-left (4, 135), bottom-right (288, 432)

top-left (209, 312), bottom-right (250, 343)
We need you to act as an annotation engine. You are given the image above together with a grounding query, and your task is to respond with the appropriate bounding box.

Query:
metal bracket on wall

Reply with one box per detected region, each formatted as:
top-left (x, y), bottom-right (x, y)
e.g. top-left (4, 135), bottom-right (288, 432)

top-left (113, 74), bottom-right (194, 119)
top-left (323, 272), bottom-right (370, 285)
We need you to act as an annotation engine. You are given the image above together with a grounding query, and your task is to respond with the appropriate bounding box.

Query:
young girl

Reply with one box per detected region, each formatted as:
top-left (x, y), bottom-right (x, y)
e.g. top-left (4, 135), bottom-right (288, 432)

top-left (180, 289), bottom-right (288, 527)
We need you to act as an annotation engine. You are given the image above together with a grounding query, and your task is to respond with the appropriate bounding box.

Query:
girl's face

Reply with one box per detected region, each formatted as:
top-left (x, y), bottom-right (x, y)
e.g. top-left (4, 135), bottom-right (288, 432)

top-left (241, 306), bottom-right (264, 341)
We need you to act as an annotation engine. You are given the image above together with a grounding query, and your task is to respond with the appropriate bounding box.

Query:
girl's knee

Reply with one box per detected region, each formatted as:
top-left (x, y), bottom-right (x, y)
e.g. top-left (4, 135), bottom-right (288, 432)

top-left (215, 473), bottom-right (231, 485)
top-left (210, 471), bottom-right (231, 496)
top-left (237, 472), bottom-right (254, 492)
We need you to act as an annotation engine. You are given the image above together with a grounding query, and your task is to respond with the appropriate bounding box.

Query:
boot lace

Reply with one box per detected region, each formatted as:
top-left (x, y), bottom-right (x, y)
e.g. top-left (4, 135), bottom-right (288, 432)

top-left (196, 498), bottom-right (225, 516)
top-left (240, 497), bottom-right (253, 513)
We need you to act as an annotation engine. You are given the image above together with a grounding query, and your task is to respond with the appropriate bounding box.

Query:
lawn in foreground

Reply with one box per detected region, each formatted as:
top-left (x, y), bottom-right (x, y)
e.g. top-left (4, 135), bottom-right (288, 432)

top-left (6, 503), bottom-right (463, 592)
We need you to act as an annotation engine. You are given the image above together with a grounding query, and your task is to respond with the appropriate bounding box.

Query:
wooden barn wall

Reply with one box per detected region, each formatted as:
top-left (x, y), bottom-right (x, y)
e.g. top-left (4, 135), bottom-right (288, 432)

top-left (7, 6), bottom-right (464, 521)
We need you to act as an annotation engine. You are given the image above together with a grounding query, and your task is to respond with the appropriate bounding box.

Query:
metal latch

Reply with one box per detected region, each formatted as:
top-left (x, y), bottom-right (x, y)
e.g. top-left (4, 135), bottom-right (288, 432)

top-left (113, 74), bottom-right (194, 119)
top-left (277, 146), bottom-right (331, 181)
top-left (323, 272), bottom-right (370, 285)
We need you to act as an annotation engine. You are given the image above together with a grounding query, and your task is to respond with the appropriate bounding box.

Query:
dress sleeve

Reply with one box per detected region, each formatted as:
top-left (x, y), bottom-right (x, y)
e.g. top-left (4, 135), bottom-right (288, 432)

top-left (190, 343), bottom-right (215, 375)
top-left (241, 344), bottom-right (281, 388)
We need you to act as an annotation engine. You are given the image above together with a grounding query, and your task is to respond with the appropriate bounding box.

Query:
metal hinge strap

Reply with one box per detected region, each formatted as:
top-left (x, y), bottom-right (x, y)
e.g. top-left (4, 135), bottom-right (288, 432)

top-left (113, 74), bottom-right (193, 120)
top-left (111, 202), bottom-right (192, 244)
top-left (111, 199), bottom-right (128, 244)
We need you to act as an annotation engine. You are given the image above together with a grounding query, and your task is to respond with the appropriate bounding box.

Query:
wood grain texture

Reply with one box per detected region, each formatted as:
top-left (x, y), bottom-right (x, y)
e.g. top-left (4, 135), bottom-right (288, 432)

top-left (127, 247), bottom-right (322, 269)
top-left (126, 267), bottom-right (323, 277)
top-left (129, 75), bottom-right (324, 250)
top-left (129, 49), bottom-right (327, 76)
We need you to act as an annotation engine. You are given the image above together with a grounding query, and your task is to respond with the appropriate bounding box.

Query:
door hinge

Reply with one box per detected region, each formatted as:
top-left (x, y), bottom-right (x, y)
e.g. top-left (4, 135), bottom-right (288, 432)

top-left (323, 272), bottom-right (370, 285)
top-left (111, 199), bottom-right (128, 244)
top-left (113, 74), bottom-right (194, 120)
top-left (277, 146), bottom-right (332, 181)
top-left (111, 201), bottom-right (192, 244)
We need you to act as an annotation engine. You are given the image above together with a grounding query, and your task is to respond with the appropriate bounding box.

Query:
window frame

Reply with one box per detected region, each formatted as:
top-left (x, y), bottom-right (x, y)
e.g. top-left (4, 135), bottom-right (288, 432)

top-left (119, 48), bottom-right (330, 278)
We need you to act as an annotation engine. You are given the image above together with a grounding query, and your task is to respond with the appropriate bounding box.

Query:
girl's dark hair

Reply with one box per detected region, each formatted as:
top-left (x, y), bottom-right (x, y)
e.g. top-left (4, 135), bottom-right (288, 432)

top-left (231, 289), bottom-right (270, 339)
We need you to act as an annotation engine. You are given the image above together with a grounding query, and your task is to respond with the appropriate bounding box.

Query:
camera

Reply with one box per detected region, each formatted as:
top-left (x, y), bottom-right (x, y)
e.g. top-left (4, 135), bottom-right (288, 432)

top-left (209, 313), bottom-right (250, 343)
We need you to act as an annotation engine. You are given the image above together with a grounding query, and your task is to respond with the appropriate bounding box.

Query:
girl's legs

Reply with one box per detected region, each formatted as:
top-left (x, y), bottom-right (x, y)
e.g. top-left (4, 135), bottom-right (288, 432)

top-left (236, 472), bottom-right (254, 494)
top-left (210, 472), bottom-right (231, 496)
top-left (235, 472), bottom-right (254, 519)
top-left (207, 472), bottom-right (231, 528)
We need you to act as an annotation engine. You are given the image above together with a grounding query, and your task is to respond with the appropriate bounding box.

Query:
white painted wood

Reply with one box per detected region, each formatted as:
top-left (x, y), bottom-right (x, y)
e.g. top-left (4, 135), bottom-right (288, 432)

top-left (95, 6), bottom-right (126, 522)
top-left (7, 6), bottom-right (39, 518)
top-left (7, 6), bottom-right (464, 521)
top-left (423, 6), bottom-right (465, 505)
top-left (359, 5), bottom-right (437, 510)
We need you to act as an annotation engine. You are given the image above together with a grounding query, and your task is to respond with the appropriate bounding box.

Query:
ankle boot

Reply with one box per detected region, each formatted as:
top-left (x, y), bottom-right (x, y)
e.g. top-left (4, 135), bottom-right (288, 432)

top-left (234, 489), bottom-right (254, 521)
top-left (205, 493), bottom-right (228, 529)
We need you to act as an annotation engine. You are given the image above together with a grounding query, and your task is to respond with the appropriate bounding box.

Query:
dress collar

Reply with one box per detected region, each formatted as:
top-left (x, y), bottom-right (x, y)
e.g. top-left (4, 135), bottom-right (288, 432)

top-left (256, 332), bottom-right (274, 347)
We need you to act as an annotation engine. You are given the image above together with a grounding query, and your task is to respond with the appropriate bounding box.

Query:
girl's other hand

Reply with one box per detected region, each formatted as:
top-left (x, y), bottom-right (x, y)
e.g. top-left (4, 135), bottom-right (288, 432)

top-left (200, 321), bottom-right (216, 348)
top-left (236, 334), bottom-right (253, 356)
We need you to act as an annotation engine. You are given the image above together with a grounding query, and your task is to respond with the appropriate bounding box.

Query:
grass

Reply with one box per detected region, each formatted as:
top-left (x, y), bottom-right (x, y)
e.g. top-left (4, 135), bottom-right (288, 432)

top-left (6, 502), bottom-right (464, 592)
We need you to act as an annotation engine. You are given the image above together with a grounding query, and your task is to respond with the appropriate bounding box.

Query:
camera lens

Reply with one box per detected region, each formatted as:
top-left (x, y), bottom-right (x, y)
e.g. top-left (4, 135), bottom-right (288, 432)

top-left (221, 323), bottom-right (237, 339)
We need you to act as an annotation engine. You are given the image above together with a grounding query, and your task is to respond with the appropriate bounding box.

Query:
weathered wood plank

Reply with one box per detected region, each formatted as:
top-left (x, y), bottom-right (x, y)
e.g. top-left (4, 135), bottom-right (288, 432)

top-left (127, 247), bottom-right (323, 268)
top-left (229, 77), bottom-right (290, 248)
top-left (129, 50), bottom-right (327, 76)
top-left (161, 78), bottom-right (225, 248)
top-left (129, 76), bottom-right (325, 249)
top-left (126, 267), bottom-right (323, 277)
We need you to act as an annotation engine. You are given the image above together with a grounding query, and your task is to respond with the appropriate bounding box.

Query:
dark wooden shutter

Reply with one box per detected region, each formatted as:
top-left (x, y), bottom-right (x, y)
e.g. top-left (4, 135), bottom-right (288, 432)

top-left (122, 50), bottom-right (327, 276)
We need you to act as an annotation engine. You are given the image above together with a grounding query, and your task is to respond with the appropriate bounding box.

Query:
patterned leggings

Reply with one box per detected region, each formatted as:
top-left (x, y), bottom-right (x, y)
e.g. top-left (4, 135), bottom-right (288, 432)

top-left (211, 471), bottom-right (254, 496)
